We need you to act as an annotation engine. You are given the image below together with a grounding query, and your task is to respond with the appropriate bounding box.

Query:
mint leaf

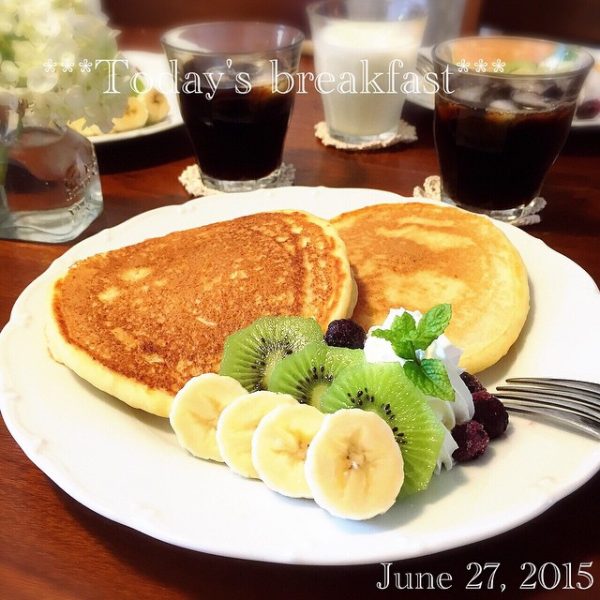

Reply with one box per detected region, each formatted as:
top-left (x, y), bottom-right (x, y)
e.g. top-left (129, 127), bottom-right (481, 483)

top-left (391, 312), bottom-right (416, 338)
top-left (391, 339), bottom-right (416, 361)
top-left (372, 327), bottom-right (416, 360)
top-left (371, 328), bottom-right (395, 343)
top-left (413, 304), bottom-right (452, 350)
top-left (403, 359), bottom-right (455, 401)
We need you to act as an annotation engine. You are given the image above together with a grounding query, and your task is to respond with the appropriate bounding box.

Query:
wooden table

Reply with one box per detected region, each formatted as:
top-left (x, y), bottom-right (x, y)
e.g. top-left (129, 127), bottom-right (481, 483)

top-left (1, 38), bottom-right (599, 599)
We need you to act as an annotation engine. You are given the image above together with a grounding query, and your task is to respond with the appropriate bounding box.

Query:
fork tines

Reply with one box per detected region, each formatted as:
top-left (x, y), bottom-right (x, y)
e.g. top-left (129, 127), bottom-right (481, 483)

top-left (494, 377), bottom-right (600, 440)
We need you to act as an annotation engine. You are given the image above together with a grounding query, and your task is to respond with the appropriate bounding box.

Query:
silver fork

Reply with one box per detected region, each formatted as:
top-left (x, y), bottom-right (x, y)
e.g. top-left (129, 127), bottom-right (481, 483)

top-left (494, 378), bottom-right (600, 440)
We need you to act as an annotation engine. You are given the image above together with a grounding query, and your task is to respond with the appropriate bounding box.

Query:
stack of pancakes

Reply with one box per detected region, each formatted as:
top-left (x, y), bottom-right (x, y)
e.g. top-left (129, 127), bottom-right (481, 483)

top-left (48, 202), bottom-right (529, 416)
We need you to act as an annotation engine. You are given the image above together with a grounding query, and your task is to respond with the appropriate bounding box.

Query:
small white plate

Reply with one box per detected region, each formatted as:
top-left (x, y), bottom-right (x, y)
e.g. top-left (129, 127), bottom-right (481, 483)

top-left (91, 50), bottom-right (183, 144)
top-left (1, 187), bottom-right (599, 565)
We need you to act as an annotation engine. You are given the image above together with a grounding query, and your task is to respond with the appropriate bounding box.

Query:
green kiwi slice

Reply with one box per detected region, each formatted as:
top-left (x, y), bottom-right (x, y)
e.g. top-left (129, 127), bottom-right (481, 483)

top-left (268, 342), bottom-right (365, 410)
top-left (219, 316), bottom-right (323, 392)
top-left (321, 362), bottom-right (445, 496)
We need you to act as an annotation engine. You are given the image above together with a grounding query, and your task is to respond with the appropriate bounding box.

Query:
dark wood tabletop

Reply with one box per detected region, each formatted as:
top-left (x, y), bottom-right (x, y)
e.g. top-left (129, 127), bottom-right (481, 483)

top-left (1, 30), bottom-right (599, 600)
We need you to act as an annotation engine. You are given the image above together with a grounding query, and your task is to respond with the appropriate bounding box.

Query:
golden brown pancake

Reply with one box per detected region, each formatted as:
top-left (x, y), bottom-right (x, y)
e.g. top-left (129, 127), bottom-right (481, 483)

top-left (332, 202), bottom-right (529, 373)
top-left (47, 211), bottom-right (356, 416)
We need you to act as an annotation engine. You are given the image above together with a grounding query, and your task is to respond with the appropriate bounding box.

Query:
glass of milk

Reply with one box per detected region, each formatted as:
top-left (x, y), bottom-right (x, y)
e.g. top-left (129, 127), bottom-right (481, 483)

top-left (308, 0), bottom-right (427, 144)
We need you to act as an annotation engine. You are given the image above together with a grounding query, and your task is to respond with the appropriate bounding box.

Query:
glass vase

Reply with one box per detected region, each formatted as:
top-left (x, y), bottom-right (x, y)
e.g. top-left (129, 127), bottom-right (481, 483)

top-left (0, 94), bottom-right (103, 243)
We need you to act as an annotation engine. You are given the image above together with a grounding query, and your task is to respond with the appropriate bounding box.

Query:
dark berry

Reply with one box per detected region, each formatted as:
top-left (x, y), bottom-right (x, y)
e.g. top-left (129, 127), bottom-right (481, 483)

top-left (576, 99), bottom-right (600, 120)
top-left (472, 391), bottom-right (509, 439)
top-left (324, 319), bottom-right (366, 349)
top-left (452, 420), bottom-right (489, 462)
top-left (460, 371), bottom-right (485, 394)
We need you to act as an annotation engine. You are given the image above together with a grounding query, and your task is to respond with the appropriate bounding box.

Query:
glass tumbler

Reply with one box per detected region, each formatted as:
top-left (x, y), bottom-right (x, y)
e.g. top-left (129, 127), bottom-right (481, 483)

top-left (308, 0), bottom-right (427, 144)
top-left (433, 36), bottom-right (593, 222)
top-left (163, 22), bottom-right (304, 193)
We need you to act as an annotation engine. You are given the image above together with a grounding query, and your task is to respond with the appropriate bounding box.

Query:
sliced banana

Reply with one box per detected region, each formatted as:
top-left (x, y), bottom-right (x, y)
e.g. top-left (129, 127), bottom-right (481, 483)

top-left (68, 117), bottom-right (102, 137)
top-left (141, 88), bottom-right (169, 124)
top-left (216, 391), bottom-right (297, 479)
top-left (111, 96), bottom-right (149, 132)
top-left (304, 409), bottom-right (404, 520)
top-left (252, 403), bottom-right (324, 498)
top-left (169, 373), bottom-right (247, 461)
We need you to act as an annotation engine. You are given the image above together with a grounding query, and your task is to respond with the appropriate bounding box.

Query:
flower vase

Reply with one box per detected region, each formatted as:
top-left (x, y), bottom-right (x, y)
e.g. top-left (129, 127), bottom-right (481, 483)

top-left (0, 95), bottom-right (103, 243)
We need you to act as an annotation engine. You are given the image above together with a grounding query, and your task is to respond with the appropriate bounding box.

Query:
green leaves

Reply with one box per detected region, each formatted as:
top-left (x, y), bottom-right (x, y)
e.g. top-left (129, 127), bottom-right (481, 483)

top-left (372, 304), bottom-right (455, 401)
top-left (404, 359), bottom-right (455, 402)
top-left (412, 303), bottom-right (452, 350)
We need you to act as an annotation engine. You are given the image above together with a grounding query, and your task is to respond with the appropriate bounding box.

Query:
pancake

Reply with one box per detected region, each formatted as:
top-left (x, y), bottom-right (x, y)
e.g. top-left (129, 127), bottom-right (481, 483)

top-left (332, 202), bottom-right (529, 373)
top-left (47, 211), bottom-right (356, 416)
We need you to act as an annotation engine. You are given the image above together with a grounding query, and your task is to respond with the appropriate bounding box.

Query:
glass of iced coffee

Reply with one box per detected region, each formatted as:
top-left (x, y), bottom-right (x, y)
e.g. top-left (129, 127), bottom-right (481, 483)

top-left (162, 22), bottom-right (303, 193)
top-left (432, 37), bottom-right (593, 222)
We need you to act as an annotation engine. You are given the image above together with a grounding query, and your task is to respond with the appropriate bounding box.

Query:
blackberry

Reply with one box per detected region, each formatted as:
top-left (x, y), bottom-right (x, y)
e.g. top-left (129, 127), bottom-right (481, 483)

top-left (324, 319), bottom-right (366, 350)
top-left (452, 420), bottom-right (489, 462)
top-left (460, 371), bottom-right (485, 394)
top-left (472, 391), bottom-right (509, 439)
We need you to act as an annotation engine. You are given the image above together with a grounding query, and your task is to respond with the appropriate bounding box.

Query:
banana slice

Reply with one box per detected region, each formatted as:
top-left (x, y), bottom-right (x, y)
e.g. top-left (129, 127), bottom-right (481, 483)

top-left (68, 117), bottom-right (102, 137)
top-left (304, 409), bottom-right (404, 520)
top-left (169, 373), bottom-right (247, 461)
top-left (252, 403), bottom-right (324, 498)
top-left (111, 96), bottom-right (149, 132)
top-left (141, 88), bottom-right (169, 124)
top-left (216, 391), bottom-right (297, 479)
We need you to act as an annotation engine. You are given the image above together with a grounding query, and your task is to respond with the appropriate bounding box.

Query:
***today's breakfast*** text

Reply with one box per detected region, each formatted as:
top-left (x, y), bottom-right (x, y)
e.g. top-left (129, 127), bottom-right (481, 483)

top-left (375, 561), bottom-right (595, 592)
top-left (93, 58), bottom-right (454, 99)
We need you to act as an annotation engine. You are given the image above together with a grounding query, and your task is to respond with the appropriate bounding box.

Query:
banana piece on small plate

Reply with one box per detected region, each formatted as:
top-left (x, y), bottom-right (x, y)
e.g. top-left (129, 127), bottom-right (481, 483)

top-left (141, 88), bottom-right (169, 124)
top-left (217, 391), bottom-right (297, 479)
top-left (169, 373), bottom-right (247, 461)
top-left (305, 409), bottom-right (404, 520)
top-left (111, 96), bottom-right (149, 132)
top-left (68, 117), bottom-right (103, 137)
top-left (252, 403), bottom-right (324, 498)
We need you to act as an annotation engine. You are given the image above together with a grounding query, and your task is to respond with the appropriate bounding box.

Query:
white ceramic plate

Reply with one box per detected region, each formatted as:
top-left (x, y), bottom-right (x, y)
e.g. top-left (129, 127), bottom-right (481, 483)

top-left (407, 46), bottom-right (600, 128)
top-left (1, 187), bottom-right (599, 565)
top-left (91, 51), bottom-right (183, 144)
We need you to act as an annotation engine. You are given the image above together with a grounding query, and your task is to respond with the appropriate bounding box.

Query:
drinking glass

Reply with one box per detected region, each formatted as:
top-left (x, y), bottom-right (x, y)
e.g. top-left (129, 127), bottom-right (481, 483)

top-left (0, 93), bottom-right (103, 243)
top-left (162, 22), bottom-right (304, 193)
top-left (307, 0), bottom-right (427, 144)
top-left (433, 36), bottom-right (593, 222)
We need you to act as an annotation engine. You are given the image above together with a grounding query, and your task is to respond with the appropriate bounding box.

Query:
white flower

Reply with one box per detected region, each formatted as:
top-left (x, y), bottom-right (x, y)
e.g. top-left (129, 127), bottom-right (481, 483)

top-left (0, 0), bottom-right (131, 132)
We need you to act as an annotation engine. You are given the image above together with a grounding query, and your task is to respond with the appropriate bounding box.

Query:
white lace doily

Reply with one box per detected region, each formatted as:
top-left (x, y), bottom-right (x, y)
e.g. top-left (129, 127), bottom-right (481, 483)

top-left (314, 120), bottom-right (417, 151)
top-left (413, 175), bottom-right (546, 226)
top-left (178, 163), bottom-right (296, 197)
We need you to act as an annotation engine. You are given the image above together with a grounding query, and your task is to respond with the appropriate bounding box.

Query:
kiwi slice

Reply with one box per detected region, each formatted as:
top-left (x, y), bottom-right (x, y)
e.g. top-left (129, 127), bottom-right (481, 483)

top-left (321, 363), bottom-right (445, 496)
top-left (219, 316), bottom-right (323, 392)
top-left (268, 342), bottom-right (365, 410)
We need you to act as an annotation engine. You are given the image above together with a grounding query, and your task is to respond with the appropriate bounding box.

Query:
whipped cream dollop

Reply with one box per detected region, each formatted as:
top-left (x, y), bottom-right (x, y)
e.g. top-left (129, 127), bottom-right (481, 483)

top-left (363, 308), bottom-right (474, 472)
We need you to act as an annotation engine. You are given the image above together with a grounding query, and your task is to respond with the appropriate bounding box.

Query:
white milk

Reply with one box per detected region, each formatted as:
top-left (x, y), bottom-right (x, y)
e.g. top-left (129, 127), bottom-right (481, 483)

top-left (313, 19), bottom-right (425, 140)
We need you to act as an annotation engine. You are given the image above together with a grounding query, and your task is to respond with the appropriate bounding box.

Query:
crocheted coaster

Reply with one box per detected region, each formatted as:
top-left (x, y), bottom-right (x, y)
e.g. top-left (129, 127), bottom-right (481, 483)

top-left (178, 163), bottom-right (296, 197)
top-left (413, 175), bottom-right (546, 226)
top-left (314, 120), bottom-right (417, 151)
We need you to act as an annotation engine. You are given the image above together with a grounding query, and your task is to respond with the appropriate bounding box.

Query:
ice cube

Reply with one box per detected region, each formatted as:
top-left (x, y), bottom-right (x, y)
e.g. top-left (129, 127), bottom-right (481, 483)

top-left (453, 85), bottom-right (486, 108)
top-left (511, 90), bottom-right (549, 110)
top-left (487, 99), bottom-right (519, 113)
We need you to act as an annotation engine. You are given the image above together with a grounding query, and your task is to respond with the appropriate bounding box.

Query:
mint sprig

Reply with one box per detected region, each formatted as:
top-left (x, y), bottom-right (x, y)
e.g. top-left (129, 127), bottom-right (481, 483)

top-left (372, 304), bottom-right (455, 401)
